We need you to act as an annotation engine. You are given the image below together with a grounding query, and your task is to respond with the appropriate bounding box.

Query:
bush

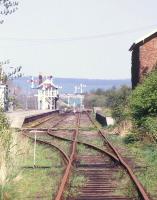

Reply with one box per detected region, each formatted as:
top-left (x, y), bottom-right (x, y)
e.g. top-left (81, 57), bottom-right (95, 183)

top-left (123, 133), bottom-right (139, 144)
top-left (129, 69), bottom-right (157, 139)
top-left (84, 93), bottom-right (106, 108)
top-left (105, 86), bottom-right (131, 123)
top-left (140, 117), bottom-right (157, 140)
top-left (84, 86), bottom-right (131, 123)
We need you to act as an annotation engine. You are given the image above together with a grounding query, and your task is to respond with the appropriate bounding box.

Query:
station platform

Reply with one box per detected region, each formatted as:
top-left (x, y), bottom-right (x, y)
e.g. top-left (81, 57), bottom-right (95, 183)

top-left (6, 110), bottom-right (52, 129)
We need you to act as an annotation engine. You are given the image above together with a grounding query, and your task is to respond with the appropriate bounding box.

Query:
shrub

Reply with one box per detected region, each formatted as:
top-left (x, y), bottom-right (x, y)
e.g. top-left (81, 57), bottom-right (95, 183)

top-left (123, 133), bottom-right (139, 144)
top-left (84, 94), bottom-right (106, 108)
top-left (129, 69), bottom-right (157, 139)
top-left (84, 86), bottom-right (131, 123)
top-left (140, 117), bottom-right (157, 140)
top-left (105, 86), bottom-right (131, 123)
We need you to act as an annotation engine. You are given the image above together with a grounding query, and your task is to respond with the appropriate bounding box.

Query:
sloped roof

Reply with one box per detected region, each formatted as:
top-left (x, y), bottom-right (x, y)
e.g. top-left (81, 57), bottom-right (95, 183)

top-left (129, 29), bottom-right (157, 51)
top-left (37, 78), bottom-right (58, 89)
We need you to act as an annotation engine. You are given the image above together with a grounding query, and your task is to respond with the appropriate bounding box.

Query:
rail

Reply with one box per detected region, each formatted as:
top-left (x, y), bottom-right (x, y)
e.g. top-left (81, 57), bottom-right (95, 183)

top-left (54, 113), bottom-right (80, 200)
top-left (22, 132), bottom-right (70, 164)
top-left (47, 131), bottom-right (119, 162)
top-left (22, 111), bottom-right (151, 200)
top-left (86, 111), bottom-right (151, 200)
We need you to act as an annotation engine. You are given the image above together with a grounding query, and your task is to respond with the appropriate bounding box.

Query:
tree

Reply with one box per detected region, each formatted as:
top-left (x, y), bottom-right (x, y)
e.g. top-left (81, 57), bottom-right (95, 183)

top-left (0, 0), bottom-right (19, 24)
top-left (104, 86), bottom-right (131, 123)
top-left (0, 60), bottom-right (22, 110)
top-left (0, 60), bottom-right (22, 84)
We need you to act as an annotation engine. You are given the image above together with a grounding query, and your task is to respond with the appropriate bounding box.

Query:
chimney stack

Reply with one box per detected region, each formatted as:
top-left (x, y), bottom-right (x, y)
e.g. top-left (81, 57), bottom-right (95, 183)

top-left (39, 74), bottom-right (43, 85)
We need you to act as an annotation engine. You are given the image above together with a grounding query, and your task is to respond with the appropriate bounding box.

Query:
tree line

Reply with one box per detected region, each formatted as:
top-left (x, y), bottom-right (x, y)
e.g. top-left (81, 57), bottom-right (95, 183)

top-left (85, 67), bottom-right (157, 142)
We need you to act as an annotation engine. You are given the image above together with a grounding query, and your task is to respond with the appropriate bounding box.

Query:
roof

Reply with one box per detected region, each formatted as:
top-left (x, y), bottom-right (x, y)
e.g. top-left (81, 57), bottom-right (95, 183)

top-left (37, 78), bottom-right (58, 89)
top-left (129, 29), bottom-right (157, 51)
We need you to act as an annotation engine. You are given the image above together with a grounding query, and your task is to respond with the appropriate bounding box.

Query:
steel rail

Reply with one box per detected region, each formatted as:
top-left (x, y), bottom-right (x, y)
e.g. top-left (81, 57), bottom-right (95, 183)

top-left (22, 111), bottom-right (151, 200)
top-left (22, 128), bottom-right (50, 131)
top-left (54, 113), bottom-right (80, 200)
top-left (86, 111), bottom-right (151, 200)
top-left (51, 116), bottom-right (67, 128)
top-left (22, 128), bottom-right (76, 132)
top-left (47, 131), bottom-right (119, 162)
top-left (22, 132), bottom-right (70, 164)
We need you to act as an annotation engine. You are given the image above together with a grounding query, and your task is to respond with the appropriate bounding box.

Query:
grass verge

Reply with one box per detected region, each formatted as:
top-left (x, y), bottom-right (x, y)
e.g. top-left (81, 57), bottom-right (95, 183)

top-left (107, 134), bottom-right (157, 199)
top-left (4, 135), bottom-right (64, 200)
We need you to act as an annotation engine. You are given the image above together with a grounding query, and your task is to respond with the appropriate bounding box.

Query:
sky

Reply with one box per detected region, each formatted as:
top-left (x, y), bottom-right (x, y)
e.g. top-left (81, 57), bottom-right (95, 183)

top-left (0, 0), bottom-right (157, 79)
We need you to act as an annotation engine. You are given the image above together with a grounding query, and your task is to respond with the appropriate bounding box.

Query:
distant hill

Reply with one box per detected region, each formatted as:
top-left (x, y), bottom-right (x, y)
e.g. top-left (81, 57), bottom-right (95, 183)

top-left (12, 76), bottom-right (131, 94)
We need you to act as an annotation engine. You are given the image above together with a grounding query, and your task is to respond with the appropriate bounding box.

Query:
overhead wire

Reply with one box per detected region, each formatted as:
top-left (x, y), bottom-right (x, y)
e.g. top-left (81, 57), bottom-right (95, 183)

top-left (0, 24), bottom-right (157, 47)
top-left (1, 24), bottom-right (157, 41)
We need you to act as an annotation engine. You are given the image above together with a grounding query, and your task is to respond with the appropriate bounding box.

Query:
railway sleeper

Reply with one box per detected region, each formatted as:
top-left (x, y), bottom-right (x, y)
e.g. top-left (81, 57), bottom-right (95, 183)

top-left (67, 155), bottom-right (134, 200)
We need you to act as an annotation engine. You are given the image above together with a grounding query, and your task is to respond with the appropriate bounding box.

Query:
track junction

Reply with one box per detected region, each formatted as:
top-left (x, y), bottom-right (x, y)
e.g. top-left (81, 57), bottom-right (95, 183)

top-left (22, 111), bottom-right (151, 200)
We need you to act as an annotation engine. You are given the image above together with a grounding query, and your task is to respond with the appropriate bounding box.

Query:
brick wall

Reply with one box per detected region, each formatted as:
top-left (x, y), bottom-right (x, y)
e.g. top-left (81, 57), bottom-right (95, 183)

top-left (139, 37), bottom-right (157, 81)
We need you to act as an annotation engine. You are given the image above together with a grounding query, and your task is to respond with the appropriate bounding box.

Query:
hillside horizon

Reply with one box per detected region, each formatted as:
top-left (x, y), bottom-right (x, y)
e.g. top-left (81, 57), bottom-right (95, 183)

top-left (13, 76), bottom-right (131, 94)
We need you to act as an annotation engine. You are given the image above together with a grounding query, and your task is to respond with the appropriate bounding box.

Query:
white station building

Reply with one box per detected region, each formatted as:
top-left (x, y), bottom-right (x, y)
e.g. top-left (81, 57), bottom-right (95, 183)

top-left (35, 76), bottom-right (59, 110)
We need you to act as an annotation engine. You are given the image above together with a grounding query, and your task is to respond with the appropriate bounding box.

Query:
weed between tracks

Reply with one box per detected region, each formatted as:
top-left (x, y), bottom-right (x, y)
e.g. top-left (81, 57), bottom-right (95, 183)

top-left (77, 144), bottom-right (99, 156)
top-left (79, 127), bottom-right (97, 131)
top-left (55, 115), bottom-right (77, 129)
top-left (107, 134), bottom-right (157, 199)
top-left (36, 134), bottom-right (71, 156)
top-left (63, 171), bottom-right (87, 198)
top-left (78, 131), bottom-right (108, 152)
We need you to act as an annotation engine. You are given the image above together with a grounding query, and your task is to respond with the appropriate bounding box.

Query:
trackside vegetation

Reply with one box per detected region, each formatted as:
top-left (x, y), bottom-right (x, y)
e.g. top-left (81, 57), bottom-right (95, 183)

top-left (0, 111), bottom-right (13, 199)
top-left (107, 134), bottom-right (157, 198)
top-left (0, 110), bottom-right (64, 199)
top-left (85, 86), bottom-right (131, 123)
top-left (84, 68), bottom-right (157, 198)
top-left (85, 67), bottom-right (157, 141)
top-left (129, 69), bottom-right (157, 141)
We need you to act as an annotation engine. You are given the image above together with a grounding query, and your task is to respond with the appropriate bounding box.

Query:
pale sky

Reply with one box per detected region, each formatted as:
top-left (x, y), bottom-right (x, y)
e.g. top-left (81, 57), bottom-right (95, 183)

top-left (0, 0), bottom-right (157, 79)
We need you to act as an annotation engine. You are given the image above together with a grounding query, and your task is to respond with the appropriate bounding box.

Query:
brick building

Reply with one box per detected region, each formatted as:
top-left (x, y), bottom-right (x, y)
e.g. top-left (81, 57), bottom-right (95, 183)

top-left (129, 30), bottom-right (157, 88)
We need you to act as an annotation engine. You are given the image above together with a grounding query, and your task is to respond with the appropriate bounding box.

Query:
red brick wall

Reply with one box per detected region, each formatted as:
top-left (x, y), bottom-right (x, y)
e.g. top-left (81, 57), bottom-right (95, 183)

top-left (139, 37), bottom-right (157, 81)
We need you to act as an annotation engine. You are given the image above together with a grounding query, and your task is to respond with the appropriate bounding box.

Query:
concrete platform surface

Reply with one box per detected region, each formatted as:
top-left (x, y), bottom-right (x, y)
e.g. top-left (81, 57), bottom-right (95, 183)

top-left (6, 110), bottom-right (51, 128)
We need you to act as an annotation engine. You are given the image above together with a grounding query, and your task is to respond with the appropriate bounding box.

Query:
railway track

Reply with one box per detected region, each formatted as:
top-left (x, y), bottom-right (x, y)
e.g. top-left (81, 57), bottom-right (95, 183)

top-left (22, 111), bottom-right (151, 200)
